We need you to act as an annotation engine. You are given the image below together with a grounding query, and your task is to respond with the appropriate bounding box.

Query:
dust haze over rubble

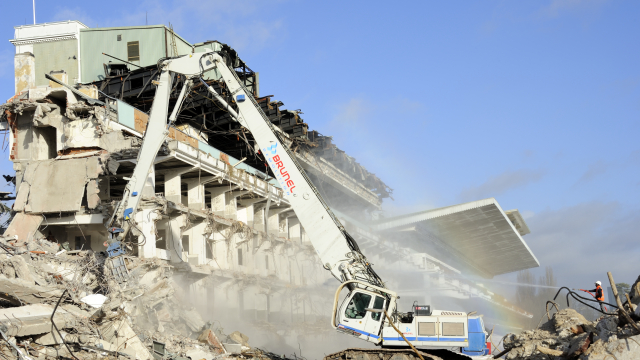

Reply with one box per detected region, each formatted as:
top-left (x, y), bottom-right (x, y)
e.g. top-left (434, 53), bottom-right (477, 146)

top-left (173, 272), bottom-right (373, 359)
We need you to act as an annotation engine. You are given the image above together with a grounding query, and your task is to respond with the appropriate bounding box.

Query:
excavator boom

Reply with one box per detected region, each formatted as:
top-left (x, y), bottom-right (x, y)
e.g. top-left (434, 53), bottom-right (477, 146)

top-left (109, 51), bottom-right (487, 357)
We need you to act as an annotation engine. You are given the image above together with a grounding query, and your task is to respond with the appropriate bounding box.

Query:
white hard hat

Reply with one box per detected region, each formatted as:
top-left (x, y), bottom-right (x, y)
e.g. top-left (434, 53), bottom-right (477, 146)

top-left (596, 281), bottom-right (602, 286)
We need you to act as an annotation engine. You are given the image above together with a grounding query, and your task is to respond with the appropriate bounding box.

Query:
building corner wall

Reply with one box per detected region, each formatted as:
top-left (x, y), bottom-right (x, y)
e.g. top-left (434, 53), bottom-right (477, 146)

top-left (14, 53), bottom-right (35, 94)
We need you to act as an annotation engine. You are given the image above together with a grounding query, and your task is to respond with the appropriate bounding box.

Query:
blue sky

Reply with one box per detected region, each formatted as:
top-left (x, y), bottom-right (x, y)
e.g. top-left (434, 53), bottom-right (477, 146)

top-left (1, 1), bottom-right (639, 290)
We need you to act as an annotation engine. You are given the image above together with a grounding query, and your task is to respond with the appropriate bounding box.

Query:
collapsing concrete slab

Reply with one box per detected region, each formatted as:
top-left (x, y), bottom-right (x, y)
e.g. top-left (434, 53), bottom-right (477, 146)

top-left (13, 153), bottom-right (108, 213)
top-left (0, 304), bottom-right (71, 337)
top-left (2, 213), bottom-right (43, 242)
top-left (0, 277), bottom-right (64, 305)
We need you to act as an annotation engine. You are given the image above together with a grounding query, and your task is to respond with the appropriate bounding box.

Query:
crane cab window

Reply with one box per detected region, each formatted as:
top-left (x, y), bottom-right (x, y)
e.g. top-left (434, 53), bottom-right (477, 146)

top-left (371, 296), bottom-right (385, 321)
top-left (345, 293), bottom-right (372, 319)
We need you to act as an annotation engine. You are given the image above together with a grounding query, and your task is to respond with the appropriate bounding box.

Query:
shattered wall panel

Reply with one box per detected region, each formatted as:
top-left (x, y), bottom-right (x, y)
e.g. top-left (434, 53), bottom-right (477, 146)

top-left (16, 154), bottom-right (107, 213)
top-left (3, 213), bottom-right (43, 241)
top-left (26, 160), bottom-right (87, 212)
top-left (134, 108), bottom-right (149, 133)
top-left (86, 179), bottom-right (100, 209)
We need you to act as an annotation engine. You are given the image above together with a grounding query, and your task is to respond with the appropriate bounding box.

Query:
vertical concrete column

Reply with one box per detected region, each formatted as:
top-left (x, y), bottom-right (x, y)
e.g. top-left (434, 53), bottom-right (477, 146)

top-left (98, 177), bottom-right (110, 201)
top-left (225, 191), bottom-right (248, 220)
top-left (243, 286), bottom-right (257, 321)
top-left (192, 279), bottom-right (208, 313)
top-left (211, 231), bottom-right (227, 269)
top-left (212, 190), bottom-right (249, 220)
top-left (236, 205), bottom-right (248, 224)
top-left (256, 293), bottom-right (268, 322)
top-left (14, 53), bottom-right (35, 94)
top-left (288, 217), bottom-right (301, 242)
top-left (270, 291), bottom-right (288, 324)
top-left (136, 209), bottom-right (158, 258)
top-left (185, 179), bottom-right (205, 210)
top-left (280, 211), bottom-right (295, 239)
top-left (253, 204), bottom-right (266, 232)
top-left (217, 284), bottom-right (239, 319)
top-left (189, 221), bottom-right (207, 265)
top-left (237, 198), bottom-right (264, 227)
top-left (164, 170), bottom-right (183, 205)
top-left (209, 188), bottom-right (227, 216)
top-left (169, 214), bottom-right (186, 263)
top-left (142, 165), bottom-right (155, 197)
top-left (206, 185), bottom-right (241, 219)
top-left (244, 205), bottom-right (254, 226)
top-left (225, 193), bottom-right (238, 220)
top-left (267, 209), bottom-right (286, 237)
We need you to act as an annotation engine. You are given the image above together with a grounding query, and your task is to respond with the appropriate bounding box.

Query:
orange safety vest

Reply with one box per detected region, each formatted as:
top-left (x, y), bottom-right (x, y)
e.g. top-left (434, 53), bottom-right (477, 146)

top-left (595, 285), bottom-right (604, 301)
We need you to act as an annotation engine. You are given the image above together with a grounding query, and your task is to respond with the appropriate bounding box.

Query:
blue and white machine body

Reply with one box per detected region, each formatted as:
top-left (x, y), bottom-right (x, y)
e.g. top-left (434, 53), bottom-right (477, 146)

top-left (334, 285), bottom-right (488, 354)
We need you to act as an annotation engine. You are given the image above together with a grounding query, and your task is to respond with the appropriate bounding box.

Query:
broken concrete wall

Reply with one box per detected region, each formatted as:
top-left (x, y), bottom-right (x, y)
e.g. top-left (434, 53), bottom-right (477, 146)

top-left (0, 304), bottom-right (72, 337)
top-left (12, 153), bottom-right (108, 213)
top-left (3, 213), bottom-right (43, 242)
top-left (16, 111), bottom-right (58, 161)
top-left (53, 224), bottom-right (110, 251)
top-left (3, 89), bottom-right (134, 160)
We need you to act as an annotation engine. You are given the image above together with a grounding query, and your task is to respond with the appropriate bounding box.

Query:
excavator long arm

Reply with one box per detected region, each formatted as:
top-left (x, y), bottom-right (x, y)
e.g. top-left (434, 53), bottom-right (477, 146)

top-left (112, 51), bottom-right (385, 288)
top-left (108, 51), bottom-right (486, 356)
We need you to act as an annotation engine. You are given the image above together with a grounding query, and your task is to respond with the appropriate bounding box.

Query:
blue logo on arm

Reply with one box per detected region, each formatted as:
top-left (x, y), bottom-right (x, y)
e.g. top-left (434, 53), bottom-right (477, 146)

top-left (268, 143), bottom-right (278, 155)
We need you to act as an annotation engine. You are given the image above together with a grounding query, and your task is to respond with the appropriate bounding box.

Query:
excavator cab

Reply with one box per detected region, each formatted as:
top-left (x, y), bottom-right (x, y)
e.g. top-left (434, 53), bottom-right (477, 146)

top-left (334, 288), bottom-right (388, 343)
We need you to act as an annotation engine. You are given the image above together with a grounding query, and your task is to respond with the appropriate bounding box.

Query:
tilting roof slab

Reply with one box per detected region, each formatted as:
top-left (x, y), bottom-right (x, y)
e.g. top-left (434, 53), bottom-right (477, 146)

top-left (374, 198), bottom-right (539, 278)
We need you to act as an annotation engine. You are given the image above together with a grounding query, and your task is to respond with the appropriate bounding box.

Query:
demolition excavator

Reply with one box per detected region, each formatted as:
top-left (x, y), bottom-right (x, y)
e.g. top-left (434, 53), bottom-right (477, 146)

top-left (105, 51), bottom-right (490, 358)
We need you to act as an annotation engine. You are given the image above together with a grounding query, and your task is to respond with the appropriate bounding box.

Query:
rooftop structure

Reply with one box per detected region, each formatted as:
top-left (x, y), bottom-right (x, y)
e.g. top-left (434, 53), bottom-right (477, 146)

top-left (374, 198), bottom-right (539, 278)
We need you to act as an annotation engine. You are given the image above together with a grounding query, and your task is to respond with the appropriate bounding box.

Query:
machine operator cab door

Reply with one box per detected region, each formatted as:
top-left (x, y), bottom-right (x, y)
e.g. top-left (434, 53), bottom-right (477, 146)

top-left (336, 289), bottom-right (386, 343)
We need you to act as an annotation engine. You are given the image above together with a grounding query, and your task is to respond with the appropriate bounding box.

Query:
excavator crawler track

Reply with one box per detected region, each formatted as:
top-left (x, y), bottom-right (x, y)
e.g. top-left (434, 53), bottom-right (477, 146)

top-left (323, 347), bottom-right (476, 360)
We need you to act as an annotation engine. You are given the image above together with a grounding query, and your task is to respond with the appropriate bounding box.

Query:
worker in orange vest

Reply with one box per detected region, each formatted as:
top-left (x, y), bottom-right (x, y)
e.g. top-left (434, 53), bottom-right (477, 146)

top-left (582, 281), bottom-right (606, 311)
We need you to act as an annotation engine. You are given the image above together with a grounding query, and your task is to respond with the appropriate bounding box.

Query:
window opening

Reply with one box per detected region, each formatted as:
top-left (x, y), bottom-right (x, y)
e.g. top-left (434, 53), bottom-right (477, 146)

top-left (237, 248), bottom-right (243, 265)
top-left (127, 41), bottom-right (140, 62)
top-left (181, 235), bottom-right (189, 254)
top-left (344, 293), bottom-right (372, 319)
top-left (156, 229), bottom-right (167, 250)
top-left (371, 296), bottom-right (385, 321)
top-left (74, 235), bottom-right (92, 251)
top-left (206, 241), bottom-right (213, 259)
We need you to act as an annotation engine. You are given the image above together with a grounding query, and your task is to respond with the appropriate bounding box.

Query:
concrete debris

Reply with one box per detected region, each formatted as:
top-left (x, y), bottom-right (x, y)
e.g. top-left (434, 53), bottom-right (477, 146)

top-left (79, 294), bottom-right (107, 308)
top-left (500, 282), bottom-right (640, 360)
top-left (228, 331), bottom-right (250, 347)
top-left (2, 213), bottom-right (43, 243)
top-left (0, 235), bottom-right (298, 360)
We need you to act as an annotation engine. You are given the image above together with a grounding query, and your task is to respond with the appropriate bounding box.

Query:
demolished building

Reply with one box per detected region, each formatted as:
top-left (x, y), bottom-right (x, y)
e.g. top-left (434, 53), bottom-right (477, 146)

top-left (1, 20), bottom-right (541, 356)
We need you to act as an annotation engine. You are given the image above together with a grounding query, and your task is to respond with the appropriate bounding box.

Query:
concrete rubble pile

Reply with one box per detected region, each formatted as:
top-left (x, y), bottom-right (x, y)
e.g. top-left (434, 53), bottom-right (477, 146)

top-left (0, 235), bottom-right (291, 360)
top-left (499, 276), bottom-right (640, 360)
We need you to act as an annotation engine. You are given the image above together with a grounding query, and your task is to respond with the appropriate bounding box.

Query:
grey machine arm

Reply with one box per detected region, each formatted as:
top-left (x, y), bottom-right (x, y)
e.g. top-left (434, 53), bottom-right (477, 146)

top-left (108, 51), bottom-right (393, 307)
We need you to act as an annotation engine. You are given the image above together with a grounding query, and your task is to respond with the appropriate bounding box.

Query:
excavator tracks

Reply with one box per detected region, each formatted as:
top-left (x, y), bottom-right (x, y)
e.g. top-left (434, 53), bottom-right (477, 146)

top-left (323, 348), bottom-right (477, 360)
